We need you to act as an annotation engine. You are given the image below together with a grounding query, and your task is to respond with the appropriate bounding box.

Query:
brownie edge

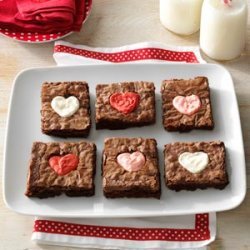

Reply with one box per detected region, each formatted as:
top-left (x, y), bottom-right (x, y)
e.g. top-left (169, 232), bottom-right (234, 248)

top-left (95, 82), bottom-right (156, 130)
top-left (102, 137), bottom-right (161, 199)
top-left (25, 141), bottom-right (96, 198)
top-left (41, 81), bottom-right (91, 137)
top-left (161, 77), bottom-right (214, 132)
top-left (164, 141), bottom-right (229, 191)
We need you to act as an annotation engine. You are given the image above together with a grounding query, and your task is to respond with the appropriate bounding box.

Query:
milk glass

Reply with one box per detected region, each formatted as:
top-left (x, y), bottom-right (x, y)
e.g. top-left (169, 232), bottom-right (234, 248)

top-left (160, 0), bottom-right (204, 35)
top-left (200, 0), bottom-right (248, 60)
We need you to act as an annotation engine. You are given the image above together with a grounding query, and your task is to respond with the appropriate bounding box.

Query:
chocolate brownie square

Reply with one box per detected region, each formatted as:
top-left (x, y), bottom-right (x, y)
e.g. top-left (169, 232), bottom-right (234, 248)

top-left (161, 77), bottom-right (214, 131)
top-left (41, 81), bottom-right (91, 137)
top-left (102, 137), bottom-right (161, 198)
top-left (164, 141), bottom-right (229, 191)
top-left (95, 81), bottom-right (156, 129)
top-left (25, 141), bottom-right (96, 198)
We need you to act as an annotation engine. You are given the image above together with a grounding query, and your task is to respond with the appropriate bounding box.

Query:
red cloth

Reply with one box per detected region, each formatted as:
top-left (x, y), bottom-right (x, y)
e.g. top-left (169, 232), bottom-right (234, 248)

top-left (0, 0), bottom-right (85, 33)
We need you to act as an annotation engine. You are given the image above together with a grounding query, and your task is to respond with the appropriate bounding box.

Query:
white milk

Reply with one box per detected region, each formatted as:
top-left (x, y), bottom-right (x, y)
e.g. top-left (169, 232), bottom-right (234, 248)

top-left (200, 0), bottom-right (248, 60)
top-left (160, 0), bottom-right (204, 35)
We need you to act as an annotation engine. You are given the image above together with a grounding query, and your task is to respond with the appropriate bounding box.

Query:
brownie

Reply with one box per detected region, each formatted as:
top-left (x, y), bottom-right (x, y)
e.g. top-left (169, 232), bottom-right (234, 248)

top-left (164, 141), bottom-right (229, 191)
top-left (95, 81), bottom-right (156, 129)
top-left (41, 81), bottom-right (91, 137)
top-left (102, 137), bottom-right (161, 198)
top-left (161, 77), bottom-right (214, 131)
top-left (25, 141), bottom-right (96, 198)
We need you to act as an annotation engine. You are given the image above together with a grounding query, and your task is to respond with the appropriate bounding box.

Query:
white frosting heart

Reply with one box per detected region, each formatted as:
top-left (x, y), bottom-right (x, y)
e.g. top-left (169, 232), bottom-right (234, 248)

top-left (117, 151), bottom-right (145, 172)
top-left (178, 152), bottom-right (209, 173)
top-left (51, 96), bottom-right (80, 118)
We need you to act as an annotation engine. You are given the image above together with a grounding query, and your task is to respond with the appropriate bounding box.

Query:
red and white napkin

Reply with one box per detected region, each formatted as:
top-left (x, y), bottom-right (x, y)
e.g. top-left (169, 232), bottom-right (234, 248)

top-left (32, 41), bottom-right (214, 249)
top-left (0, 0), bottom-right (85, 33)
top-left (53, 41), bottom-right (205, 65)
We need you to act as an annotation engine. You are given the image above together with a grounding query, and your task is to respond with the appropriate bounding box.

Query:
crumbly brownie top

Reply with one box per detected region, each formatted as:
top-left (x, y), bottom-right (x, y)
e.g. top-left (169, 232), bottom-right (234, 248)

top-left (41, 81), bottom-right (90, 131)
top-left (27, 141), bottom-right (95, 189)
top-left (164, 141), bottom-right (227, 185)
top-left (161, 77), bottom-right (213, 129)
top-left (96, 82), bottom-right (155, 122)
top-left (103, 137), bottom-right (160, 192)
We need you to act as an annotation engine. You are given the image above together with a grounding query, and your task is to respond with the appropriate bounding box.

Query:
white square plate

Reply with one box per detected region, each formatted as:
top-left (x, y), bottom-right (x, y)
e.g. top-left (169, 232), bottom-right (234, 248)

top-left (3, 63), bottom-right (246, 218)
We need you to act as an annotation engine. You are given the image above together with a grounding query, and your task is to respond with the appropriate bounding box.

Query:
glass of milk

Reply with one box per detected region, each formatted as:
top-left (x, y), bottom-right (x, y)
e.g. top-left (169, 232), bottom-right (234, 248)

top-left (200, 0), bottom-right (248, 61)
top-left (160, 0), bottom-right (204, 35)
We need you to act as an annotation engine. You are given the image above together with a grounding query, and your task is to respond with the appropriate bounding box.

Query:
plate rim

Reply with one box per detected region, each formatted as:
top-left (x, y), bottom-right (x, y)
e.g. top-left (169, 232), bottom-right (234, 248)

top-left (3, 63), bottom-right (247, 218)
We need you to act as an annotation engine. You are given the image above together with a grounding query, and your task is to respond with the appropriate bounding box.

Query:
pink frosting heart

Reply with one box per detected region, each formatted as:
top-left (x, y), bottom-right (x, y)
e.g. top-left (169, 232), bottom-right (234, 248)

top-left (173, 95), bottom-right (201, 115)
top-left (117, 151), bottom-right (146, 172)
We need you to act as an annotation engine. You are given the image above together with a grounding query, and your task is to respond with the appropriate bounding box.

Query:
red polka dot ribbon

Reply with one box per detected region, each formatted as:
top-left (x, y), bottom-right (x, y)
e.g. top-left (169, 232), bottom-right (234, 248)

top-left (34, 214), bottom-right (210, 242)
top-left (54, 44), bottom-right (200, 63)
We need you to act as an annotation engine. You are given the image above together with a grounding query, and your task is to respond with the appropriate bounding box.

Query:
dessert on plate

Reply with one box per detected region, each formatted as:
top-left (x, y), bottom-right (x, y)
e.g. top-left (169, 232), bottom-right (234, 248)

top-left (102, 137), bottom-right (161, 198)
top-left (164, 141), bottom-right (229, 191)
top-left (95, 81), bottom-right (156, 129)
top-left (25, 141), bottom-right (96, 198)
top-left (161, 77), bottom-right (214, 131)
top-left (41, 81), bottom-right (91, 137)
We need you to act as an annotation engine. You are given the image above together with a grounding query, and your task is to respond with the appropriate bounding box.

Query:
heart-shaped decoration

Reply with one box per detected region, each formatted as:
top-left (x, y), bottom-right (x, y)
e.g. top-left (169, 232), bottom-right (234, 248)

top-left (51, 96), bottom-right (80, 118)
top-left (173, 95), bottom-right (201, 115)
top-left (110, 92), bottom-right (140, 114)
top-left (117, 151), bottom-right (145, 172)
top-left (178, 152), bottom-right (209, 174)
top-left (49, 154), bottom-right (79, 176)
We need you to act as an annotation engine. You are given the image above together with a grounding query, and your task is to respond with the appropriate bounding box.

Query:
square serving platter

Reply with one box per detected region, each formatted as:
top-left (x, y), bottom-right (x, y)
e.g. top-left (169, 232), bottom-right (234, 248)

top-left (3, 63), bottom-right (246, 217)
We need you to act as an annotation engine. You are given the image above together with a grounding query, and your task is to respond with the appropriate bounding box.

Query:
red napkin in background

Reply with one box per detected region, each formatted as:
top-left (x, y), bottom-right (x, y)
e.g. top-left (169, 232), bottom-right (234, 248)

top-left (16, 0), bottom-right (75, 17)
top-left (74, 0), bottom-right (86, 29)
top-left (0, 0), bottom-right (85, 33)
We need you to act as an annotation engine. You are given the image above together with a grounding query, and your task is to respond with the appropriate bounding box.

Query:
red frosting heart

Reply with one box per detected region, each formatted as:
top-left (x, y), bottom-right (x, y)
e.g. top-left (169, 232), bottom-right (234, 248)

top-left (49, 154), bottom-right (79, 176)
top-left (109, 92), bottom-right (140, 114)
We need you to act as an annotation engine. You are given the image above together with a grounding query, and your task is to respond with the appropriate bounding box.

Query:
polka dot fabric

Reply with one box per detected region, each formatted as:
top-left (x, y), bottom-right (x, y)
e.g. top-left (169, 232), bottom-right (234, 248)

top-left (54, 45), bottom-right (199, 63)
top-left (34, 214), bottom-right (210, 241)
top-left (0, 0), bottom-right (92, 43)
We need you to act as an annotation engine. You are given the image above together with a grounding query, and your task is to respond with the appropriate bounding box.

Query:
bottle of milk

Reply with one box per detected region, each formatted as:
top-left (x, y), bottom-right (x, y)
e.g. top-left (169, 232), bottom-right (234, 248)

top-left (200, 0), bottom-right (248, 60)
top-left (160, 0), bottom-right (204, 35)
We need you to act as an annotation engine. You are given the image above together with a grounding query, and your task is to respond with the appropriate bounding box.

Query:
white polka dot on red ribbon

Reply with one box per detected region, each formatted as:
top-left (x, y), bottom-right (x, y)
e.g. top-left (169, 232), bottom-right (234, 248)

top-left (34, 213), bottom-right (210, 241)
top-left (54, 45), bottom-right (199, 63)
